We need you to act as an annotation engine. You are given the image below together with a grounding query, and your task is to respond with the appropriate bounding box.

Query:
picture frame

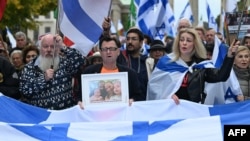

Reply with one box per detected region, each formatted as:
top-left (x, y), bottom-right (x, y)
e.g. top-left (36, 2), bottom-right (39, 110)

top-left (81, 72), bottom-right (129, 106)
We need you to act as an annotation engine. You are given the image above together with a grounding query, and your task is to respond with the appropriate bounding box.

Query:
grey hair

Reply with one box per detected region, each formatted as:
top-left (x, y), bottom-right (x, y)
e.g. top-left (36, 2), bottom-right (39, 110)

top-left (15, 31), bottom-right (27, 40)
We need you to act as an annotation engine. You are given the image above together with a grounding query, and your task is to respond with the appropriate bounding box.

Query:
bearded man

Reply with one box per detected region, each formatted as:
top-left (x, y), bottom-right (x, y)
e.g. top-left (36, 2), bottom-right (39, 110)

top-left (19, 34), bottom-right (85, 110)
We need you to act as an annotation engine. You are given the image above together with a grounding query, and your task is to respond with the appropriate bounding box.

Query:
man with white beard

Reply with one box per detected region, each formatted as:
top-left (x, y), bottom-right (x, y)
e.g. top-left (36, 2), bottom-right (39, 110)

top-left (19, 34), bottom-right (86, 110)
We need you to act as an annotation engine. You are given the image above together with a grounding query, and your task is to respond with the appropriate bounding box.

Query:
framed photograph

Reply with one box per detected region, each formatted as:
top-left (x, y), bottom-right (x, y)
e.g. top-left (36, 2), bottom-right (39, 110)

top-left (81, 72), bottom-right (129, 106)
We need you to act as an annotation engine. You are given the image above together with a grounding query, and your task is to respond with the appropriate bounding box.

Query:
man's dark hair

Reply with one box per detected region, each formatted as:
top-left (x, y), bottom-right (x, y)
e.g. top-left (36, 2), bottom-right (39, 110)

top-left (126, 28), bottom-right (144, 41)
top-left (205, 43), bottom-right (214, 54)
top-left (143, 34), bottom-right (152, 45)
top-left (99, 36), bottom-right (121, 49)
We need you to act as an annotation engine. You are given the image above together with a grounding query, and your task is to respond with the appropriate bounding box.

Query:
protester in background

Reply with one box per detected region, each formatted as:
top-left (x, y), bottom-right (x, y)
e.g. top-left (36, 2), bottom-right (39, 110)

top-left (117, 27), bottom-right (149, 100)
top-left (78, 36), bottom-right (143, 108)
top-left (0, 35), bottom-right (10, 60)
top-left (216, 32), bottom-right (225, 43)
top-left (164, 35), bottom-right (174, 54)
top-left (10, 50), bottom-right (24, 77)
top-left (233, 46), bottom-right (250, 100)
top-left (205, 28), bottom-right (216, 45)
top-left (143, 34), bottom-right (152, 45)
top-left (88, 51), bottom-right (103, 65)
top-left (146, 39), bottom-right (166, 78)
top-left (177, 18), bottom-right (192, 33)
top-left (0, 56), bottom-right (21, 100)
top-left (10, 31), bottom-right (28, 54)
top-left (19, 34), bottom-right (86, 110)
top-left (195, 26), bottom-right (206, 45)
top-left (22, 45), bottom-right (39, 64)
top-left (147, 28), bottom-right (239, 104)
top-left (241, 34), bottom-right (250, 49)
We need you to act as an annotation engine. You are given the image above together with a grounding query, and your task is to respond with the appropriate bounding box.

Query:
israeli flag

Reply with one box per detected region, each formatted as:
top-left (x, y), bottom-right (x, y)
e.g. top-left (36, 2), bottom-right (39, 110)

top-left (136, 0), bottom-right (175, 40)
top-left (59, 0), bottom-right (111, 56)
top-left (206, 0), bottom-right (218, 31)
top-left (1, 93), bottom-right (250, 140)
top-left (179, 1), bottom-right (194, 24)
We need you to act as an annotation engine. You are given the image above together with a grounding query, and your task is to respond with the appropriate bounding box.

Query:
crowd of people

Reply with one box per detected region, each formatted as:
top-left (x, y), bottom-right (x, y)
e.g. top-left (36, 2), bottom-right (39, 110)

top-left (0, 17), bottom-right (249, 110)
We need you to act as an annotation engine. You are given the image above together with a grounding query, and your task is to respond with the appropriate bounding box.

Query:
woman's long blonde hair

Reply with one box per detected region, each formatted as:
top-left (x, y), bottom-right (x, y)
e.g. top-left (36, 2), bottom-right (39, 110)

top-left (172, 28), bottom-right (207, 61)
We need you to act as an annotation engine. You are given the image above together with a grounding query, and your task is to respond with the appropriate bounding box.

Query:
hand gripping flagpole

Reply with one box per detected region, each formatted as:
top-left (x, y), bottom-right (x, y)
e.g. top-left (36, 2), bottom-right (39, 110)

top-left (103, 0), bottom-right (112, 36)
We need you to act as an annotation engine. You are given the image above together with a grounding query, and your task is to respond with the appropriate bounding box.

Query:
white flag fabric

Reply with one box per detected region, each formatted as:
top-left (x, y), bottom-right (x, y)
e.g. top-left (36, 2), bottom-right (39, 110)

top-left (1, 93), bottom-right (250, 140)
top-left (179, 1), bottom-right (194, 23)
top-left (110, 21), bottom-right (117, 34)
top-left (204, 36), bottom-right (242, 104)
top-left (5, 26), bottom-right (16, 48)
top-left (206, 0), bottom-right (218, 31)
top-left (59, 0), bottom-right (111, 56)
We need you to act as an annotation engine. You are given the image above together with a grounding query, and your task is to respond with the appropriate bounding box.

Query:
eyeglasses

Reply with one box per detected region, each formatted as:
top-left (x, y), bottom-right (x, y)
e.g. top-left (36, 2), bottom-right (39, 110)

top-left (100, 47), bottom-right (118, 52)
top-left (126, 37), bottom-right (139, 41)
top-left (26, 55), bottom-right (37, 59)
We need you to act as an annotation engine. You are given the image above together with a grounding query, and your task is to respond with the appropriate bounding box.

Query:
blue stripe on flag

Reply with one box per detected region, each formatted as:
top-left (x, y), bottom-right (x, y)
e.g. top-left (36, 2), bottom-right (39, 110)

top-left (214, 43), bottom-right (228, 68)
top-left (138, 1), bottom-right (155, 17)
top-left (161, 0), bottom-right (167, 9)
top-left (62, 0), bottom-right (102, 42)
top-left (209, 100), bottom-right (250, 116)
top-left (156, 56), bottom-right (187, 73)
top-left (138, 19), bottom-right (153, 37)
top-left (12, 123), bottom-right (74, 141)
top-left (0, 96), bottom-right (50, 123)
top-left (113, 121), bottom-right (149, 140)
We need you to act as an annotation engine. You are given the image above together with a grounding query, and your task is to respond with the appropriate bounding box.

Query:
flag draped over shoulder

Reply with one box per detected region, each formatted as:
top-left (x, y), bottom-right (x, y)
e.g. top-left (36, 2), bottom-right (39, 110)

top-left (1, 93), bottom-right (250, 140)
top-left (179, 1), bottom-right (194, 23)
top-left (147, 53), bottom-right (214, 100)
top-left (0, 0), bottom-right (7, 21)
top-left (204, 36), bottom-right (242, 104)
top-left (58, 0), bottom-right (111, 56)
top-left (136, 0), bottom-right (175, 40)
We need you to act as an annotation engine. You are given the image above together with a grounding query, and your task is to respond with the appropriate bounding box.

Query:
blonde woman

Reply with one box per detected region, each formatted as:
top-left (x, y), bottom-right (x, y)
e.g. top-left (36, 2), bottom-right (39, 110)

top-left (147, 28), bottom-right (239, 104)
top-left (233, 46), bottom-right (250, 100)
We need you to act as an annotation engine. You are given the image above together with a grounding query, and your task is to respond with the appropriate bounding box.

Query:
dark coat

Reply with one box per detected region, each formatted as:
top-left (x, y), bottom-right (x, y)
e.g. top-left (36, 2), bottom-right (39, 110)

top-left (0, 57), bottom-right (21, 99)
top-left (186, 57), bottom-right (235, 103)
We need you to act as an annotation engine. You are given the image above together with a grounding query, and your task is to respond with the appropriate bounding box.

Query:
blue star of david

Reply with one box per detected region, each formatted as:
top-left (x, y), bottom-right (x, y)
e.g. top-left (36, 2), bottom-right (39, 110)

top-left (155, 23), bottom-right (166, 39)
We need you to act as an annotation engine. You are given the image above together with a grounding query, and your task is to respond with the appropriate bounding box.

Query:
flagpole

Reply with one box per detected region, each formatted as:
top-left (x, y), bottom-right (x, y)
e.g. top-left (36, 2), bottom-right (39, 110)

top-left (235, 0), bottom-right (247, 40)
top-left (103, 0), bottom-right (112, 36)
top-left (51, 0), bottom-right (61, 69)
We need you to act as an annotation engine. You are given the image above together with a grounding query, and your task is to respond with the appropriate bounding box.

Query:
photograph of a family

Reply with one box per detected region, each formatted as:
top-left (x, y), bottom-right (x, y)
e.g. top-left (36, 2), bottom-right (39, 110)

top-left (81, 72), bottom-right (128, 106)
top-left (89, 80), bottom-right (122, 103)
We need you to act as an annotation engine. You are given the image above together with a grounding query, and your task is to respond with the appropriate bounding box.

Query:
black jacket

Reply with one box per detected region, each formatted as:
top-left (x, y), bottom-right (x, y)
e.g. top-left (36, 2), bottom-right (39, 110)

top-left (186, 56), bottom-right (235, 103)
top-left (0, 57), bottom-right (21, 99)
top-left (78, 64), bottom-right (143, 101)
